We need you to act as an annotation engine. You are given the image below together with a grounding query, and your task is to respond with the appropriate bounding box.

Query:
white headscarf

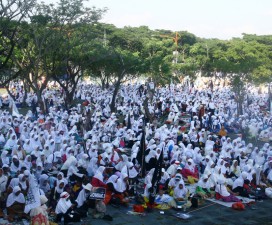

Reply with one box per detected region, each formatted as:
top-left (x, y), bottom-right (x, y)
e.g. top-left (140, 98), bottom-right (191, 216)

top-left (232, 171), bottom-right (247, 190)
top-left (174, 180), bottom-right (187, 199)
top-left (230, 160), bottom-right (241, 177)
top-left (197, 174), bottom-right (211, 189)
top-left (18, 174), bottom-right (27, 190)
top-left (87, 158), bottom-right (98, 176)
top-left (1, 150), bottom-right (9, 165)
top-left (115, 154), bottom-right (129, 171)
top-left (6, 186), bottom-right (25, 207)
top-left (93, 166), bottom-right (105, 182)
top-left (215, 178), bottom-right (230, 197)
top-left (61, 156), bottom-right (77, 170)
top-left (145, 150), bottom-right (157, 163)
top-left (30, 195), bottom-right (48, 217)
top-left (115, 173), bottom-right (128, 193)
top-left (106, 174), bottom-right (119, 189)
top-left (55, 180), bottom-right (65, 194)
top-left (184, 158), bottom-right (195, 172)
top-left (55, 192), bottom-right (72, 214)
top-left (123, 162), bottom-right (138, 178)
top-left (23, 155), bottom-right (32, 170)
top-left (39, 174), bottom-right (50, 193)
top-left (76, 185), bottom-right (92, 208)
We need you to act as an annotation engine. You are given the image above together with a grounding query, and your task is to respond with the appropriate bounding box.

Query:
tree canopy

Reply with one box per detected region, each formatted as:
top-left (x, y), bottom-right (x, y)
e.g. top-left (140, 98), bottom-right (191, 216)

top-left (1, 0), bottom-right (272, 111)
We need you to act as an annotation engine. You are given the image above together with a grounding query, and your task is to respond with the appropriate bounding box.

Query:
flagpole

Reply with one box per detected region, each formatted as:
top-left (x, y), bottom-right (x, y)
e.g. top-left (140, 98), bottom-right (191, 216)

top-left (140, 116), bottom-right (146, 177)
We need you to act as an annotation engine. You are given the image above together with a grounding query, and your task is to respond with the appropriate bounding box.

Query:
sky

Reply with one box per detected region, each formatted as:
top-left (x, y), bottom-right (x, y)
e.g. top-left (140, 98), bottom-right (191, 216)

top-left (87, 0), bottom-right (272, 40)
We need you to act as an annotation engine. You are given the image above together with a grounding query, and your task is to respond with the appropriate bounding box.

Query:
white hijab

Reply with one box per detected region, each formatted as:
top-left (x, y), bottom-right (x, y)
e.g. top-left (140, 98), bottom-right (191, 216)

top-left (145, 150), bottom-right (157, 163)
top-left (1, 150), bottom-right (9, 165)
top-left (6, 186), bottom-right (25, 207)
top-left (115, 173), bottom-right (128, 193)
top-left (123, 162), bottom-right (138, 178)
top-left (55, 192), bottom-right (72, 214)
top-left (232, 171), bottom-right (247, 190)
top-left (174, 180), bottom-right (187, 198)
top-left (55, 180), bottom-right (65, 194)
top-left (184, 158), bottom-right (195, 172)
top-left (93, 166), bottom-right (105, 182)
top-left (87, 158), bottom-right (98, 176)
top-left (106, 174), bottom-right (119, 189)
top-left (197, 174), bottom-right (211, 189)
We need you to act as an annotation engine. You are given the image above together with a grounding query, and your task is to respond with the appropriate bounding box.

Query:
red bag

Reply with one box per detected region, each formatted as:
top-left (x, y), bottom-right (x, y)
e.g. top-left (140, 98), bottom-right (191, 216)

top-left (232, 202), bottom-right (245, 210)
top-left (215, 192), bottom-right (222, 200)
top-left (133, 205), bottom-right (144, 213)
top-left (14, 127), bottom-right (19, 133)
top-left (120, 139), bottom-right (125, 148)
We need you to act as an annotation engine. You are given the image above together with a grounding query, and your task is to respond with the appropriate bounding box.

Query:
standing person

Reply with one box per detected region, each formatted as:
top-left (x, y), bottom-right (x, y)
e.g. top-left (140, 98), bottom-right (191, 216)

top-left (30, 195), bottom-right (50, 225)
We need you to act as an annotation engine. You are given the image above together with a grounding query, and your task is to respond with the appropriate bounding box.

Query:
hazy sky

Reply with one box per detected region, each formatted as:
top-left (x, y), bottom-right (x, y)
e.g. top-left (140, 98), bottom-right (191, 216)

top-left (87, 0), bottom-right (272, 40)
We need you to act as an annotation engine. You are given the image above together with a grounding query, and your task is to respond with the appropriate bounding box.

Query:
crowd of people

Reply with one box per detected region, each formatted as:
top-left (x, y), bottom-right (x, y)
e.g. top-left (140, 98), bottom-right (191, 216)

top-left (0, 78), bottom-right (271, 224)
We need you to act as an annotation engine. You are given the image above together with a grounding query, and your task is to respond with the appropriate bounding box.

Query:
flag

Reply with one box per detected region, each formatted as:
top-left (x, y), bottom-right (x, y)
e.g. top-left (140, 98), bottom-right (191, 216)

top-left (136, 129), bottom-right (146, 177)
top-left (148, 149), bottom-right (163, 204)
top-left (24, 175), bottom-right (41, 213)
top-left (127, 113), bottom-right (132, 129)
top-left (151, 149), bottom-right (163, 193)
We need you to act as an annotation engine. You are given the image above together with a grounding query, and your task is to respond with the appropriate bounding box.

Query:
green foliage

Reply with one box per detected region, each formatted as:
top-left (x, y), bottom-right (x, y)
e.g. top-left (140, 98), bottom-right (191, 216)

top-left (1, 0), bottom-right (272, 93)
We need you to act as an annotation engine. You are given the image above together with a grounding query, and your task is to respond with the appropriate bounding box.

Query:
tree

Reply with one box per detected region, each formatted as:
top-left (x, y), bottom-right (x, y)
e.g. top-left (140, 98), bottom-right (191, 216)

top-left (0, 0), bottom-right (36, 85)
top-left (87, 26), bottom-right (147, 112)
top-left (12, 0), bottom-right (107, 109)
top-left (142, 36), bottom-right (173, 85)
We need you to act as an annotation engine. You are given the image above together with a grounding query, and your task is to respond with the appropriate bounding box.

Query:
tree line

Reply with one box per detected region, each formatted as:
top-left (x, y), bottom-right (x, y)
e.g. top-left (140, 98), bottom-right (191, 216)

top-left (1, 0), bottom-right (272, 112)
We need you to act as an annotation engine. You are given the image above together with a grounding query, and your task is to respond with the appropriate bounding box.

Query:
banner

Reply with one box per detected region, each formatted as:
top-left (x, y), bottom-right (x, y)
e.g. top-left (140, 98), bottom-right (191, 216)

top-left (89, 187), bottom-right (106, 200)
top-left (24, 175), bottom-right (41, 213)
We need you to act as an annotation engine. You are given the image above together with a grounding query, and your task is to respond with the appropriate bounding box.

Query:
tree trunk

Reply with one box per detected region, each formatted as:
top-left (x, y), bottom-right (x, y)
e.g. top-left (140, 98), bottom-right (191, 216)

top-left (110, 82), bottom-right (120, 113)
top-left (5, 86), bottom-right (16, 101)
top-left (101, 79), bottom-right (105, 90)
top-left (236, 95), bottom-right (243, 116)
top-left (143, 96), bottom-right (153, 123)
top-left (65, 90), bottom-right (75, 108)
top-left (36, 91), bottom-right (45, 113)
top-left (22, 80), bottom-right (29, 107)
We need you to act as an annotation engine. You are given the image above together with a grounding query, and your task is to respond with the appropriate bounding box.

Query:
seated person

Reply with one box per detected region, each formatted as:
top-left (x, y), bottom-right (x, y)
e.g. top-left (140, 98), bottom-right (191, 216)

top-left (215, 178), bottom-right (241, 202)
top-left (39, 174), bottom-right (51, 197)
top-left (91, 166), bottom-right (107, 188)
top-left (173, 180), bottom-right (192, 209)
top-left (107, 173), bottom-right (130, 206)
top-left (232, 172), bottom-right (249, 197)
top-left (30, 195), bottom-right (49, 225)
top-left (6, 186), bottom-right (27, 222)
top-left (168, 174), bottom-right (184, 196)
top-left (49, 180), bottom-right (65, 209)
top-left (196, 174), bottom-right (214, 198)
top-left (155, 187), bottom-right (176, 208)
top-left (121, 162), bottom-right (139, 196)
top-left (55, 192), bottom-right (81, 224)
top-left (76, 183), bottom-right (95, 217)
top-left (159, 168), bottom-right (170, 190)
top-left (181, 158), bottom-right (199, 183)
top-left (105, 175), bottom-right (119, 205)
